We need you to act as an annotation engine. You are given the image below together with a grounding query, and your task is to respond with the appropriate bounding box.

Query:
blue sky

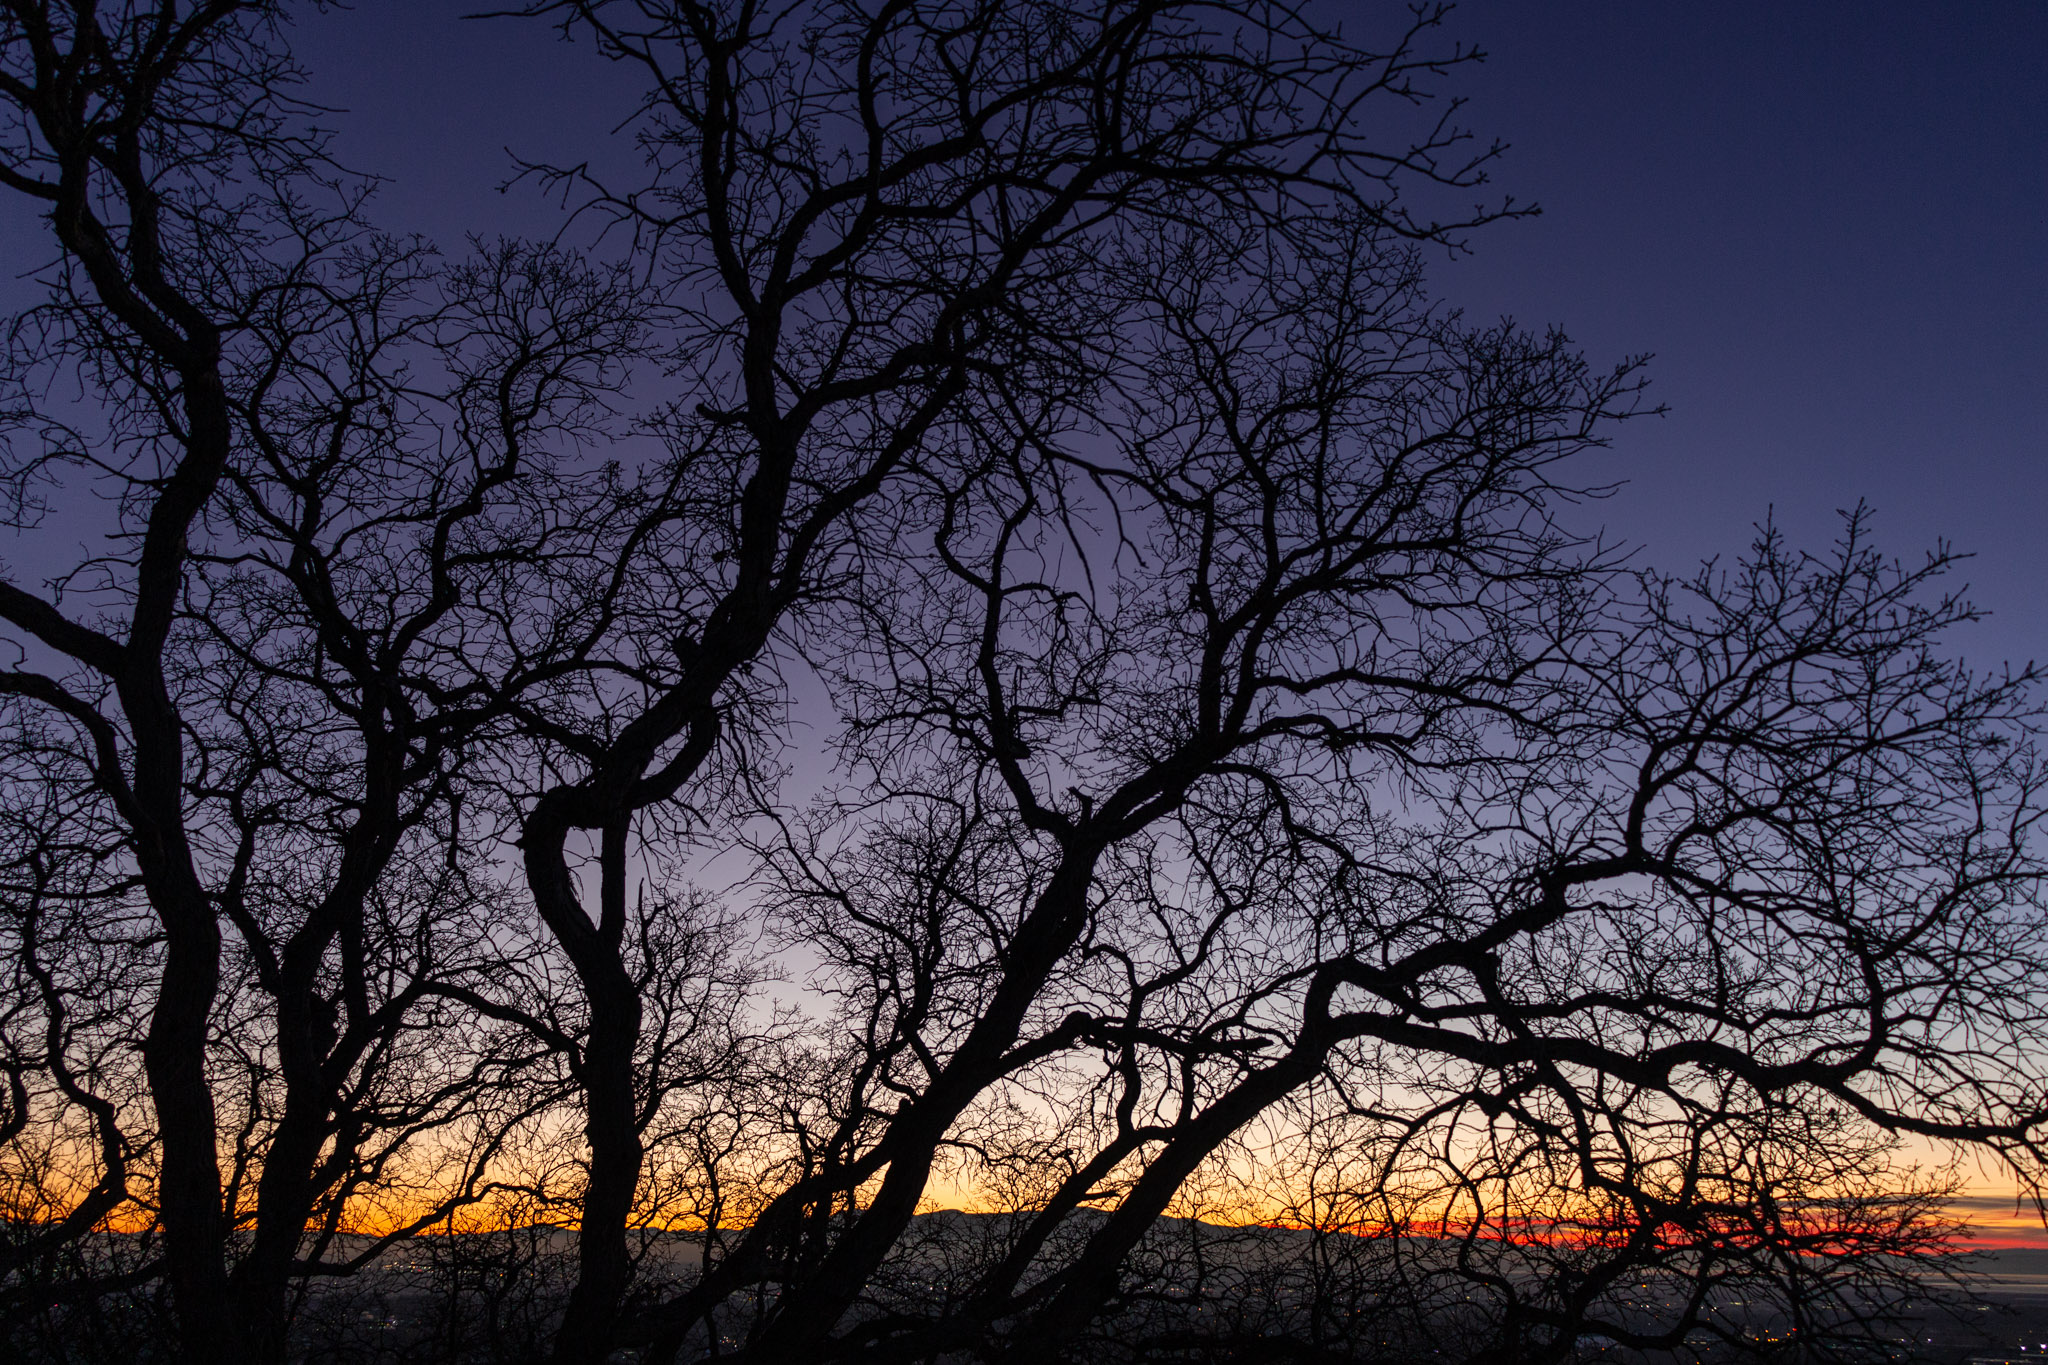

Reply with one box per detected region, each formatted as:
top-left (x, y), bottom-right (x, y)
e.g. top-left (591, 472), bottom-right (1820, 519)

top-left (1431, 1), bottom-right (2045, 671)
top-left (2, 4), bottom-right (2034, 661)
top-left (275, 1), bottom-right (2043, 669)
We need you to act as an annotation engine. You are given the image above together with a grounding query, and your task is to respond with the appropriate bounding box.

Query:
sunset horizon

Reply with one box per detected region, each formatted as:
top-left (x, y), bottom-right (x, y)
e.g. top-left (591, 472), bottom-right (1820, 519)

top-left (3, 3), bottom-right (2043, 1363)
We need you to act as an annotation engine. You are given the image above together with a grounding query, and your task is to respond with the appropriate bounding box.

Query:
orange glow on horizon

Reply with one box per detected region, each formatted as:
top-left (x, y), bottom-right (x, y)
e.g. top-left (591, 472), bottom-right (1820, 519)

top-left (14, 1164), bottom-right (2047, 1257)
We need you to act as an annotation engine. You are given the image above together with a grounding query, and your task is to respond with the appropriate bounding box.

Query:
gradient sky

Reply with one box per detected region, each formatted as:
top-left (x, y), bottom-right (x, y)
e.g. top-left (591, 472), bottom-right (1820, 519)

top-left (277, 0), bottom-right (2046, 674)
top-left (2, 0), bottom-right (2041, 1247)
top-left (275, 0), bottom-right (2048, 1239)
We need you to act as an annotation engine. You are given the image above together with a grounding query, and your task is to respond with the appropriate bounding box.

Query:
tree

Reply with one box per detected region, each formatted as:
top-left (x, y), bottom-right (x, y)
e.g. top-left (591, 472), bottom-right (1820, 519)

top-left (0, 5), bottom-right (657, 1357)
top-left (675, 216), bottom-right (2047, 1358)
top-left (1, 3), bottom-right (2042, 1365)
top-left (486, 2), bottom-right (1530, 1360)
top-left (0, 4), bottom-right (323, 1348)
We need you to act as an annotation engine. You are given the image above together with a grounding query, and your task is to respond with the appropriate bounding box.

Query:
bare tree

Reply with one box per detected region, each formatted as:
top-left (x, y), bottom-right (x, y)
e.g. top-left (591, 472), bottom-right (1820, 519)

top-left (482, 2), bottom-right (1523, 1360)
top-left (0, 729), bottom-right (156, 1317)
top-left (670, 200), bottom-right (2044, 1362)
top-left (0, 6), bottom-right (655, 1358)
top-left (0, 4), bottom-right (336, 1348)
top-left (195, 233), bottom-right (661, 1357)
top-left (1, 4), bottom-right (2040, 1365)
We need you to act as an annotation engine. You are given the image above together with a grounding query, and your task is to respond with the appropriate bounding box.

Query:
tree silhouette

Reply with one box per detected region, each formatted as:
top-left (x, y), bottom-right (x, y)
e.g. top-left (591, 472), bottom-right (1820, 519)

top-left (0, 3), bottom-right (2041, 1365)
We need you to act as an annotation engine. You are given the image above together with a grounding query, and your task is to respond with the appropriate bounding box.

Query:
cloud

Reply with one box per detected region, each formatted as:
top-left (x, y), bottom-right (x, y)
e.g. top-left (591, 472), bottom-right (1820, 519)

top-left (1945, 1195), bottom-right (2045, 1215)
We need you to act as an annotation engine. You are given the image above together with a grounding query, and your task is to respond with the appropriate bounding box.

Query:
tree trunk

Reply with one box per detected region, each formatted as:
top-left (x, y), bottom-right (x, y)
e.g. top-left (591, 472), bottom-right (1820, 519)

top-left (552, 976), bottom-right (645, 1365)
top-left (529, 816), bottom-right (646, 1365)
top-left (142, 917), bottom-right (235, 1360)
top-left (740, 858), bottom-right (1101, 1363)
top-left (230, 1010), bottom-right (333, 1361)
top-left (127, 665), bottom-right (237, 1362)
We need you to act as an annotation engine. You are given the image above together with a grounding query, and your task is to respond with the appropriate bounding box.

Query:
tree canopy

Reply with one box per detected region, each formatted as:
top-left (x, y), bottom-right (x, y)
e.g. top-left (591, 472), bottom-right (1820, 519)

top-left (1, 3), bottom-right (2042, 1363)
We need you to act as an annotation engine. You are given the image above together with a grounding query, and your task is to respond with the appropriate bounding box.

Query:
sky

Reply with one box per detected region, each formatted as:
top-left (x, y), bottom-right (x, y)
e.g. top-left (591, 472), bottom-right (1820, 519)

top-left (2, 0), bottom-right (2041, 1252)
top-left (1431, 2), bottom-right (2046, 672)
top-left (273, 0), bottom-right (2047, 675)
top-left (1420, 0), bottom-right (2048, 1239)
top-left (270, 0), bottom-right (2048, 1242)
top-left (0, 6), bottom-right (2033, 670)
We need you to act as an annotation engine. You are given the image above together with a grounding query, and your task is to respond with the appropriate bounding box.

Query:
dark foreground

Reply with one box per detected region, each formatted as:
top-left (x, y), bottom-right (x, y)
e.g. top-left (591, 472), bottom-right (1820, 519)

top-left (12, 1220), bottom-right (2048, 1363)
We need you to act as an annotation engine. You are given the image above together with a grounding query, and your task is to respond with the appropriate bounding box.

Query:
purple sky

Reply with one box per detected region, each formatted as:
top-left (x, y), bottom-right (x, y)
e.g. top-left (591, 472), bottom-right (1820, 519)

top-left (282, 1), bottom-right (2043, 670)
top-left (1433, 1), bottom-right (2046, 670)
top-left (0, 0), bottom-right (2039, 1241)
top-left (3, 3), bottom-right (2036, 669)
